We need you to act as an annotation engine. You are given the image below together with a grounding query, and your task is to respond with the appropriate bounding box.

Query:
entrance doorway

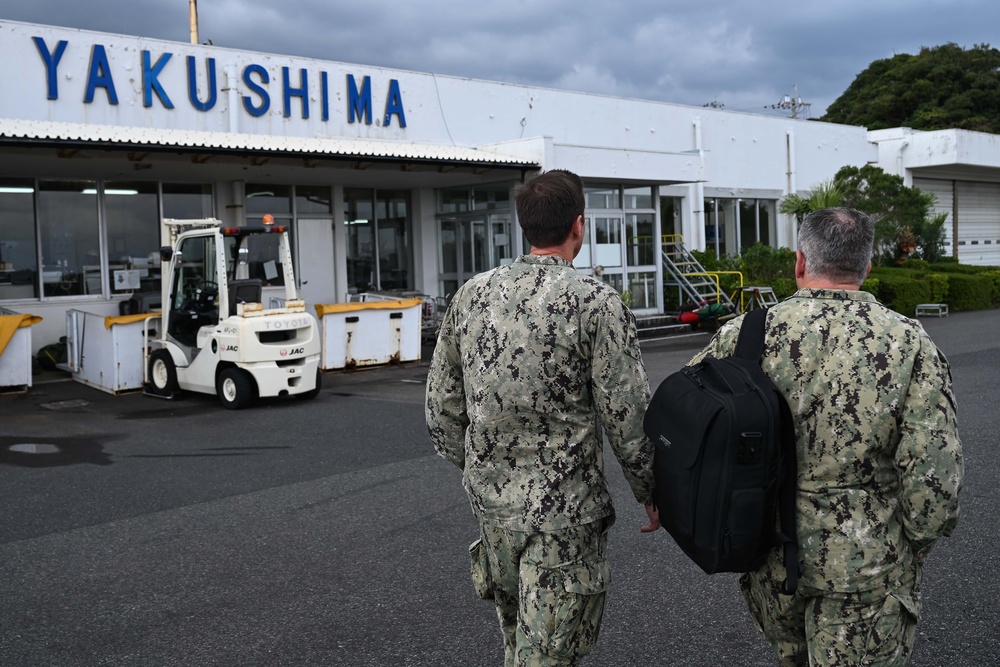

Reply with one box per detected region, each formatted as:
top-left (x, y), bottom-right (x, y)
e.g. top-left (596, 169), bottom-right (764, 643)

top-left (574, 212), bottom-right (658, 313)
top-left (296, 217), bottom-right (336, 309)
top-left (437, 213), bottom-right (513, 297)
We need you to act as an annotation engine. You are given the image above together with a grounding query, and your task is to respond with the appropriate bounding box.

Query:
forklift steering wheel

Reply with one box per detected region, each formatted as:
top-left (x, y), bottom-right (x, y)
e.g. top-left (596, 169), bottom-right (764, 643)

top-left (198, 280), bottom-right (219, 301)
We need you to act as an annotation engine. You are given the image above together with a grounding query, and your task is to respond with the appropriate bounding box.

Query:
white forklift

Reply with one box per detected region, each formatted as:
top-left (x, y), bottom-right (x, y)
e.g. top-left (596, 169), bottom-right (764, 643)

top-left (145, 217), bottom-right (321, 409)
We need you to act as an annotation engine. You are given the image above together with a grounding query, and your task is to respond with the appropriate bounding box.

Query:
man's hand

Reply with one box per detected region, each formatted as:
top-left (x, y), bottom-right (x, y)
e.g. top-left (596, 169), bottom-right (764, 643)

top-left (640, 502), bottom-right (661, 533)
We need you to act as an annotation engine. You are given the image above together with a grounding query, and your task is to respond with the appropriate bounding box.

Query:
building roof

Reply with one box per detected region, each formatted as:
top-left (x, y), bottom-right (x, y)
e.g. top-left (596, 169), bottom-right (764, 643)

top-left (0, 119), bottom-right (537, 167)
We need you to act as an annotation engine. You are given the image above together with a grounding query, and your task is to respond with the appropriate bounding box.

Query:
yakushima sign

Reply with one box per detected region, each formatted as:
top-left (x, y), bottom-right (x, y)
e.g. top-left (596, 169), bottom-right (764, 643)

top-left (30, 35), bottom-right (407, 128)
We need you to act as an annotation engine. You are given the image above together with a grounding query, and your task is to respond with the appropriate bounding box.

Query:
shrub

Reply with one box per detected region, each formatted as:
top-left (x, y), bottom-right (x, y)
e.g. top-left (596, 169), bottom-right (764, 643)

top-left (740, 243), bottom-right (796, 285)
top-left (926, 273), bottom-right (950, 303)
top-left (926, 262), bottom-right (989, 275)
top-left (983, 271), bottom-right (1000, 306)
top-left (773, 278), bottom-right (798, 300)
top-left (860, 277), bottom-right (880, 297)
top-left (874, 274), bottom-right (932, 317)
top-left (900, 258), bottom-right (930, 271)
top-left (946, 273), bottom-right (992, 311)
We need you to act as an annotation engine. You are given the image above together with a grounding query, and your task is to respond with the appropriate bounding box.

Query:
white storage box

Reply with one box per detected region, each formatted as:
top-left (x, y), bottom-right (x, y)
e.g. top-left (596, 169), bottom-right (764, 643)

top-left (316, 298), bottom-right (422, 371)
top-left (0, 314), bottom-right (40, 391)
top-left (65, 310), bottom-right (160, 394)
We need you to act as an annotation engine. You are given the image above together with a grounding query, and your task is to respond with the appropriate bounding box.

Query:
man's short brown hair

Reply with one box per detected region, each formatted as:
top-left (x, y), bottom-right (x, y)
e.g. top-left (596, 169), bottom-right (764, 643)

top-left (514, 170), bottom-right (585, 248)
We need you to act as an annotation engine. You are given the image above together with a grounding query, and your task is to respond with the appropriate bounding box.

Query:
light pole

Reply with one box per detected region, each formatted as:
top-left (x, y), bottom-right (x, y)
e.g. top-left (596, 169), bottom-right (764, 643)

top-left (189, 0), bottom-right (199, 45)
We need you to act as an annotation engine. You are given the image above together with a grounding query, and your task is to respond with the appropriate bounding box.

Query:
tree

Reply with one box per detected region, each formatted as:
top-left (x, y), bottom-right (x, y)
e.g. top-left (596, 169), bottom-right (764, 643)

top-left (822, 43), bottom-right (1000, 133)
top-left (778, 180), bottom-right (845, 222)
top-left (833, 165), bottom-right (942, 265)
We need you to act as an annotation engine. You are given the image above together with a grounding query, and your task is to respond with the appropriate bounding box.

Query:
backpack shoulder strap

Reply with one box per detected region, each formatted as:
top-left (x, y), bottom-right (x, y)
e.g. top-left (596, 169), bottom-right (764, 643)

top-left (734, 306), bottom-right (801, 595)
top-left (777, 396), bottom-right (800, 595)
top-left (734, 307), bottom-right (767, 361)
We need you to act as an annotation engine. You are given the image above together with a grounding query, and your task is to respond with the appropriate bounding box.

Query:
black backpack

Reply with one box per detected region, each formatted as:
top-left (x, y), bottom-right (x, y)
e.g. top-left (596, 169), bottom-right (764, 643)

top-left (643, 308), bottom-right (799, 594)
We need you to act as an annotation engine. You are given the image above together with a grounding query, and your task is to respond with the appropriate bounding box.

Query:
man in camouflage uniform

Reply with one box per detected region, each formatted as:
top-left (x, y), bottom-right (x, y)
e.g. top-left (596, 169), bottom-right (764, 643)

top-left (426, 169), bottom-right (658, 666)
top-left (689, 207), bottom-right (963, 666)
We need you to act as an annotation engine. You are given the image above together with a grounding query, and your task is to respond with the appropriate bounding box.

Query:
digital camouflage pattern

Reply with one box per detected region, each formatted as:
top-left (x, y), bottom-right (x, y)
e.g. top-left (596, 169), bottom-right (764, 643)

top-left (741, 561), bottom-right (918, 666)
top-left (426, 254), bottom-right (655, 532)
top-left (472, 519), bottom-right (611, 666)
top-left (692, 288), bottom-right (963, 665)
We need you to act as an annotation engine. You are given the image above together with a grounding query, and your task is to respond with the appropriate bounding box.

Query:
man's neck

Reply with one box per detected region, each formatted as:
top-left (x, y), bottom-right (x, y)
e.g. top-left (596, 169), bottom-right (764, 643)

top-left (796, 276), bottom-right (862, 290)
top-left (530, 245), bottom-right (575, 263)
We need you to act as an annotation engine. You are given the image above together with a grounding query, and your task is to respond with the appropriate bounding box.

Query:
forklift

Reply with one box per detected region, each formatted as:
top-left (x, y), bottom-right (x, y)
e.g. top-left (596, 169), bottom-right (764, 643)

top-left (145, 217), bottom-right (321, 409)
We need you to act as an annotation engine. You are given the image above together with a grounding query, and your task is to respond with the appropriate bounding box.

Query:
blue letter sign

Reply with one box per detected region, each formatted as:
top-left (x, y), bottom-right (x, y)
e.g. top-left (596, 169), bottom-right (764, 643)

top-left (242, 64), bottom-right (270, 117)
top-left (282, 67), bottom-right (309, 119)
top-left (383, 79), bottom-right (406, 128)
top-left (347, 74), bottom-right (372, 125)
top-left (32, 37), bottom-right (68, 100)
top-left (142, 51), bottom-right (174, 109)
top-left (187, 56), bottom-right (218, 112)
top-left (84, 44), bottom-right (118, 105)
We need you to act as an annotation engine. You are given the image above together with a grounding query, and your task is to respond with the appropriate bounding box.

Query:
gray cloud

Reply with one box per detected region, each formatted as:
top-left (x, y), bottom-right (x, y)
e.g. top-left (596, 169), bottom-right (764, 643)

top-left (3, 0), bottom-right (999, 117)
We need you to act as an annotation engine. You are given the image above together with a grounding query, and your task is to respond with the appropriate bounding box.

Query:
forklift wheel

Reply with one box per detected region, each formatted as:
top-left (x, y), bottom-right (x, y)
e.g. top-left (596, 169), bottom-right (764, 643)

top-left (217, 367), bottom-right (256, 410)
top-left (148, 350), bottom-right (179, 396)
top-left (295, 369), bottom-right (322, 400)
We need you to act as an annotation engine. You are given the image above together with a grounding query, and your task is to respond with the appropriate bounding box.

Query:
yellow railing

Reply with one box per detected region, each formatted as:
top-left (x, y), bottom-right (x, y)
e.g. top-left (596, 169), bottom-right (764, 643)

top-left (684, 270), bottom-right (745, 308)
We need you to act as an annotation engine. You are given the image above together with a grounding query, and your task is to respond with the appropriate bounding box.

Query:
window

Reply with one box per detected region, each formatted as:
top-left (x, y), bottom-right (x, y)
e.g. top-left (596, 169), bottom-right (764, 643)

top-left (103, 181), bottom-right (160, 295)
top-left (246, 184), bottom-right (293, 286)
top-left (738, 199), bottom-right (776, 250)
top-left (585, 186), bottom-right (620, 209)
top-left (163, 183), bottom-right (214, 219)
top-left (438, 189), bottom-right (470, 214)
top-left (376, 190), bottom-right (411, 290)
top-left (660, 196), bottom-right (681, 238)
top-left (345, 188), bottom-right (375, 293)
top-left (344, 188), bottom-right (412, 293)
top-left (38, 181), bottom-right (100, 297)
top-left (296, 185), bottom-right (333, 215)
top-left (0, 179), bottom-right (38, 299)
top-left (473, 183), bottom-right (509, 211)
top-left (626, 213), bottom-right (655, 266)
top-left (623, 186), bottom-right (653, 209)
top-left (246, 184), bottom-right (292, 216)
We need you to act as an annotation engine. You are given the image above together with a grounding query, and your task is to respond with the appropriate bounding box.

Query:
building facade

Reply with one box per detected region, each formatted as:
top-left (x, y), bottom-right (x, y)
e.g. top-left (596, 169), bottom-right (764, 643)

top-left (0, 21), bottom-right (997, 351)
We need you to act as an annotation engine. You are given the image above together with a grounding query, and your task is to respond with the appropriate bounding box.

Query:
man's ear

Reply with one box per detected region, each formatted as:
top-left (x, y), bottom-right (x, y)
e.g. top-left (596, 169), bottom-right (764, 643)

top-left (795, 251), bottom-right (806, 279)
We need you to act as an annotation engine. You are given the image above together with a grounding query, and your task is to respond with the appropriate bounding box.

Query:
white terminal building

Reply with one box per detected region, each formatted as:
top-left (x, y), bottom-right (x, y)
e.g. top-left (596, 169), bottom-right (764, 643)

top-left (2, 19), bottom-right (1000, 351)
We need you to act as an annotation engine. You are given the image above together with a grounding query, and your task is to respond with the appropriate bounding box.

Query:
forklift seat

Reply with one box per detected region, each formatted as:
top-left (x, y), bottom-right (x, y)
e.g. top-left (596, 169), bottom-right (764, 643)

top-left (229, 279), bottom-right (264, 315)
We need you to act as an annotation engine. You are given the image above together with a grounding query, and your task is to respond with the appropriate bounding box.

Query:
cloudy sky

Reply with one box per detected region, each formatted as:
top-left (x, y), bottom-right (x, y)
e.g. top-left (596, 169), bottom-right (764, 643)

top-left (2, 0), bottom-right (999, 118)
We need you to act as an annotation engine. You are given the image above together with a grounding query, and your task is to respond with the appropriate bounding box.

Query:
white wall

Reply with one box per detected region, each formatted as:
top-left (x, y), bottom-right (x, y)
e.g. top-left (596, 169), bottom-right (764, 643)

top-left (2, 20), bottom-right (869, 193)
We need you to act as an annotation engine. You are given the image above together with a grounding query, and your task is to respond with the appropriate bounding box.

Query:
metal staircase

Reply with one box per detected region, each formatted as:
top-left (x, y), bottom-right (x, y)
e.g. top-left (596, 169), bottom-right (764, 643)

top-left (661, 235), bottom-right (738, 312)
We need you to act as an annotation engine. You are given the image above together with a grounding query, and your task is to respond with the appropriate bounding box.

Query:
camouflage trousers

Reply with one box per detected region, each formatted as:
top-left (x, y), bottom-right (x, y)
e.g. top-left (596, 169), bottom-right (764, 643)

top-left (470, 516), bottom-right (613, 667)
top-left (740, 559), bottom-right (921, 667)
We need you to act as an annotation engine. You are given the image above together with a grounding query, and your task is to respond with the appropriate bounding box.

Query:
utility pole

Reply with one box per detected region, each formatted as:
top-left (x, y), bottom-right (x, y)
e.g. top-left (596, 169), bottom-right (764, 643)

top-left (189, 0), bottom-right (199, 45)
top-left (769, 84), bottom-right (811, 119)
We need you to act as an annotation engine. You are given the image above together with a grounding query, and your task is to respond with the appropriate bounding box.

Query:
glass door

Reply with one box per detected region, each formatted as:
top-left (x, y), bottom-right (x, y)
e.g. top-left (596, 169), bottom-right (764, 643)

top-left (438, 214), bottom-right (513, 296)
top-left (625, 212), bottom-right (657, 312)
top-left (575, 212), bottom-right (656, 313)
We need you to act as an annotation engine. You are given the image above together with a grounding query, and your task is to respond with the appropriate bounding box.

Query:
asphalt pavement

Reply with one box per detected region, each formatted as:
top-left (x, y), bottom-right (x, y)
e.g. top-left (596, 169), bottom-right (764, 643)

top-left (1, 309), bottom-right (997, 666)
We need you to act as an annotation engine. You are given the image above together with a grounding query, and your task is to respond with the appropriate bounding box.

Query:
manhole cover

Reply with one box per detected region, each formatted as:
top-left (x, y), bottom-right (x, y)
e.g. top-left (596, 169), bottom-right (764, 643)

top-left (39, 399), bottom-right (90, 410)
top-left (8, 444), bottom-right (61, 454)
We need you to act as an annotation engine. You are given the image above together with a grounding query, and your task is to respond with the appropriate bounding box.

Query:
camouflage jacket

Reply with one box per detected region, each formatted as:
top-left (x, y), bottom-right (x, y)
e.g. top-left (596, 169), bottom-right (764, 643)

top-left (690, 288), bottom-right (963, 593)
top-left (425, 254), bottom-right (655, 532)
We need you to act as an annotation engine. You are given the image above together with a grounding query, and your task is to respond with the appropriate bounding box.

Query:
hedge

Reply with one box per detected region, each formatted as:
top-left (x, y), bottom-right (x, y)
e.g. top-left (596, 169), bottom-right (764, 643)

top-left (871, 273), bottom-right (932, 317)
top-left (983, 271), bottom-right (1000, 306)
top-left (946, 273), bottom-right (993, 311)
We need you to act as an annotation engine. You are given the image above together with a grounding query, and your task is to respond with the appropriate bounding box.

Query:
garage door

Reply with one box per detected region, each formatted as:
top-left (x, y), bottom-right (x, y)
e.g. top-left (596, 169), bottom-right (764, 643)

top-left (914, 178), bottom-right (954, 257)
top-left (955, 181), bottom-right (1000, 266)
